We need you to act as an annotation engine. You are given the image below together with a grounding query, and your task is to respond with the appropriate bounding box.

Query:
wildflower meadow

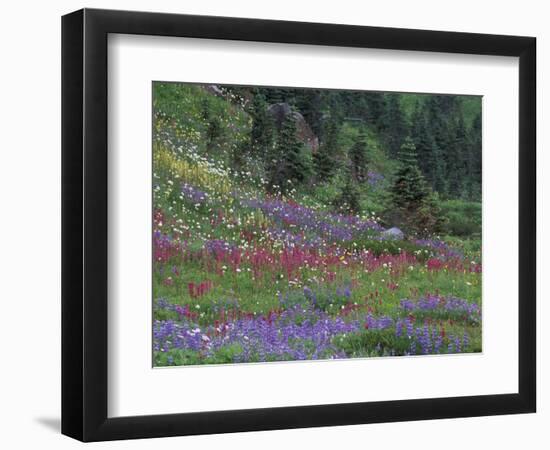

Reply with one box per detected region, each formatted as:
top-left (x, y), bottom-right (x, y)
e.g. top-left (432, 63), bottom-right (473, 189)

top-left (152, 82), bottom-right (482, 366)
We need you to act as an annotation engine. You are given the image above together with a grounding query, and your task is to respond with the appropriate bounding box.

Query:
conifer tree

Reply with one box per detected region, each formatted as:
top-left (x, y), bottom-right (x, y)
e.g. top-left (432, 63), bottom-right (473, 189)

top-left (296, 90), bottom-right (323, 137)
top-left (349, 131), bottom-right (369, 182)
top-left (410, 102), bottom-right (427, 158)
top-left (391, 137), bottom-right (427, 207)
top-left (425, 96), bottom-right (453, 194)
top-left (447, 113), bottom-right (468, 197)
top-left (267, 113), bottom-right (311, 195)
top-left (201, 97), bottom-right (222, 150)
top-left (249, 93), bottom-right (275, 160)
top-left (411, 101), bottom-right (435, 189)
top-left (388, 137), bottom-right (444, 236)
top-left (467, 112), bottom-right (482, 200)
top-left (333, 167), bottom-right (361, 214)
top-left (314, 118), bottom-right (340, 181)
top-left (365, 93), bottom-right (387, 129)
top-left (263, 88), bottom-right (291, 105)
top-left (381, 94), bottom-right (407, 157)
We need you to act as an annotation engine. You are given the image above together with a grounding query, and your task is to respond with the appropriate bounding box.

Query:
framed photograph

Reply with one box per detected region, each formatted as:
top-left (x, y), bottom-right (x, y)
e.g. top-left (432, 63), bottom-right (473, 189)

top-left (62, 8), bottom-right (536, 442)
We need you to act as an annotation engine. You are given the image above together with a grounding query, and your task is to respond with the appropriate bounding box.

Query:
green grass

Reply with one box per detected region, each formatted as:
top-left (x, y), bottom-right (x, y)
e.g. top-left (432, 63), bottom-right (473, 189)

top-left (440, 199), bottom-right (482, 238)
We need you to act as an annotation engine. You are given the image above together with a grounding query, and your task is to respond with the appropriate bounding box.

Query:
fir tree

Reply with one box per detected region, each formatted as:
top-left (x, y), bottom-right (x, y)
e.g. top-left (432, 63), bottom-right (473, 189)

top-left (201, 97), bottom-right (222, 150)
top-left (365, 93), bottom-right (387, 129)
top-left (381, 94), bottom-right (407, 157)
top-left (467, 112), bottom-right (482, 200)
top-left (391, 137), bottom-right (428, 208)
top-left (295, 89), bottom-right (323, 137)
top-left (425, 96), bottom-right (453, 194)
top-left (314, 118), bottom-right (340, 181)
top-left (411, 100), bottom-right (435, 188)
top-left (267, 113), bottom-right (311, 195)
top-left (349, 131), bottom-right (369, 182)
top-left (249, 93), bottom-right (275, 160)
top-left (388, 137), bottom-right (444, 236)
top-left (414, 191), bottom-right (446, 237)
top-left (263, 88), bottom-right (292, 105)
top-left (325, 91), bottom-right (346, 123)
top-left (447, 112), bottom-right (468, 197)
top-left (333, 167), bottom-right (361, 214)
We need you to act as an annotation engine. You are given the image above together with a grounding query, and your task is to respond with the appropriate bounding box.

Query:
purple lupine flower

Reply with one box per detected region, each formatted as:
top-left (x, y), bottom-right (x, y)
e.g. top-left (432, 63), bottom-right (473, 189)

top-left (343, 286), bottom-right (352, 299)
top-left (400, 299), bottom-right (415, 311)
top-left (416, 324), bottom-right (432, 354)
top-left (154, 285), bottom-right (478, 364)
top-left (398, 296), bottom-right (481, 324)
top-left (454, 336), bottom-right (462, 353)
top-left (395, 319), bottom-right (404, 338)
top-left (413, 238), bottom-right (464, 260)
top-left (154, 297), bottom-right (361, 363)
top-left (240, 197), bottom-right (383, 243)
top-left (365, 314), bottom-right (394, 330)
top-left (406, 318), bottom-right (414, 337)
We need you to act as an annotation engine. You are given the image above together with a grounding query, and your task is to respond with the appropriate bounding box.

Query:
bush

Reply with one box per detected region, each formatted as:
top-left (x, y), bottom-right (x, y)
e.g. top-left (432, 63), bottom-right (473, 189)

top-left (440, 200), bottom-right (481, 237)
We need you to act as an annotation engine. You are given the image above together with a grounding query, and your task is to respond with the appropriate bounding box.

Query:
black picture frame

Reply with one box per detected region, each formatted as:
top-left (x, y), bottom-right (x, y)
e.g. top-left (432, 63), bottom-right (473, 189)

top-left (62, 8), bottom-right (536, 442)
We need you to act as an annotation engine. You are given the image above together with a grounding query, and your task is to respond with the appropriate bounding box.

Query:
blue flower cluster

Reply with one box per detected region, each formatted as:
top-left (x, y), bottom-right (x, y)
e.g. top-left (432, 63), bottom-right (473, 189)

top-left (242, 198), bottom-right (383, 243)
top-left (154, 290), bottom-right (476, 364)
top-left (399, 296), bottom-right (481, 324)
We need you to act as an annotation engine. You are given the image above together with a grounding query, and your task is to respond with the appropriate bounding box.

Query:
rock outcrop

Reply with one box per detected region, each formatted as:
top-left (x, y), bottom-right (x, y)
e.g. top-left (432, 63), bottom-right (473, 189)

top-left (267, 103), bottom-right (319, 153)
top-left (381, 227), bottom-right (405, 240)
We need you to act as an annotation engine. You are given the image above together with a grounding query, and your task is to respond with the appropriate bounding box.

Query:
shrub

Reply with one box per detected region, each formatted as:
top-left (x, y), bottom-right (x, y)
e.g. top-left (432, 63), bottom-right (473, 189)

top-left (440, 200), bottom-right (481, 237)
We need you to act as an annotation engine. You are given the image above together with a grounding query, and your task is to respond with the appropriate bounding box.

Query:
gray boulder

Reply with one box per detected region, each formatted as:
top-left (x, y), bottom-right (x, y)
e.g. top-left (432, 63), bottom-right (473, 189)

top-left (381, 227), bottom-right (404, 240)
